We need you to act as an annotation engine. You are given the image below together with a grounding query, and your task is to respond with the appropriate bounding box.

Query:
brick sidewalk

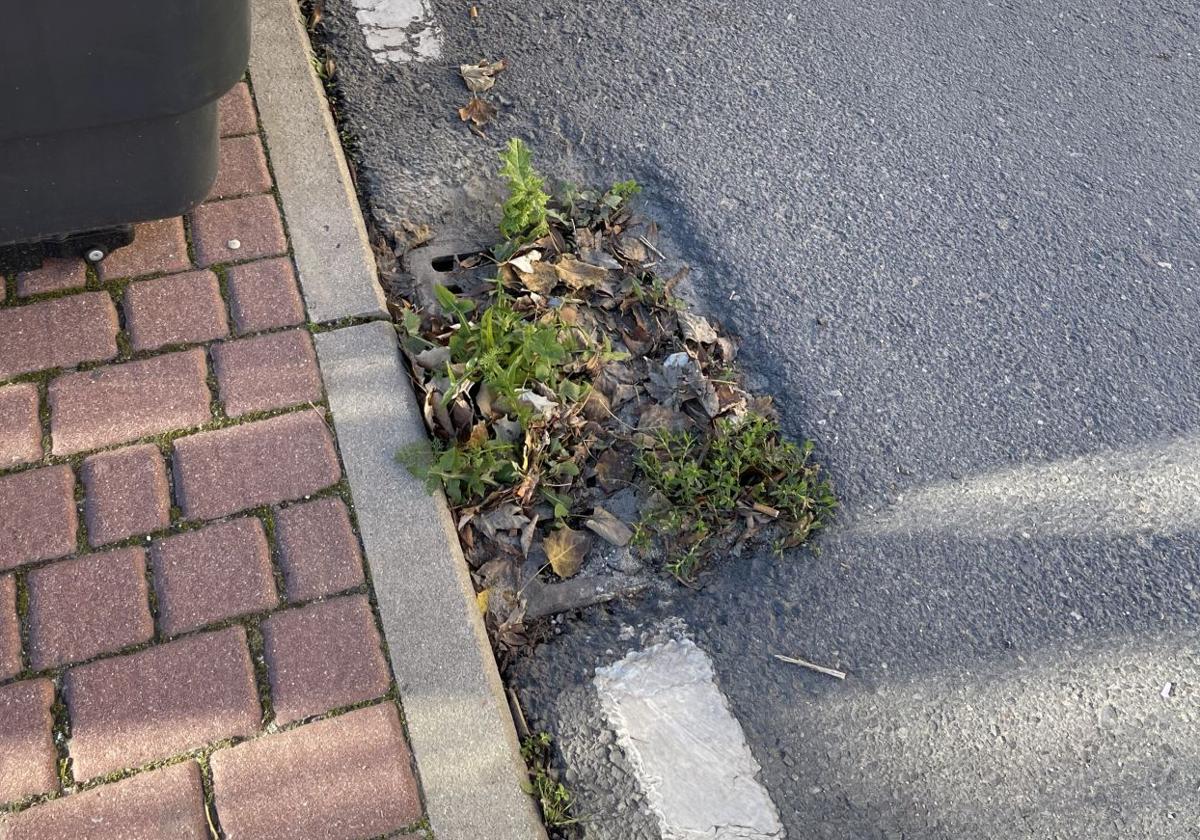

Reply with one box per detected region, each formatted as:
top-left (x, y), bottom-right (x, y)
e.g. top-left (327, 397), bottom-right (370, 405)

top-left (0, 81), bottom-right (427, 840)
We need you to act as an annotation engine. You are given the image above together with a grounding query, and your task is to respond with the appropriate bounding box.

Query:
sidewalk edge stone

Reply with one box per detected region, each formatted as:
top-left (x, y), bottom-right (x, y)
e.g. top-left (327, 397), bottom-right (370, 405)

top-left (247, 0), bottom-right (387, 324)
top-left (315, 322), bottom-right (546, 840)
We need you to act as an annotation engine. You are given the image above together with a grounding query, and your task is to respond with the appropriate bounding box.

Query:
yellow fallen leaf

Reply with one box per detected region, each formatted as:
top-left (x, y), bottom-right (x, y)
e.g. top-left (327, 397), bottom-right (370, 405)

top-left (544, 527), bottom-right (591, 579)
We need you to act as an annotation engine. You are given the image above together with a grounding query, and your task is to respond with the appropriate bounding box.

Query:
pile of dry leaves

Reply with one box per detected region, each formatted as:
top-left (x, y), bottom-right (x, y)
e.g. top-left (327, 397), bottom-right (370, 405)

top-left (389, 145), bottom-right (835, 656)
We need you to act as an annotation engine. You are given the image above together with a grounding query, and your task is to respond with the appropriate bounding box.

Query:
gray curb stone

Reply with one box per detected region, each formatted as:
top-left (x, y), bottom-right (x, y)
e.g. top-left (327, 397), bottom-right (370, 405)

top-left (316, 322), bottom-right (547, 840)
top-left (248, 0), bottom-right (387, 324)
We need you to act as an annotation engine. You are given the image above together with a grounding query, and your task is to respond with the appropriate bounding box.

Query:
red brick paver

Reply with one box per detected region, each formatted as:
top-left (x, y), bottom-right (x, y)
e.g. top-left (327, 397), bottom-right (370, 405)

top-left (262, 595), bottom-right (390, 725)
top-left (275, 498), bottom-right (364, 601)
top-left (0, 680), bottom-right (58, 805)
top-left (0, 466), bottom-right (77, 572)
top-left (0, 576), bottom-right (21, 681)
top-left (0, 761), bottom-right (209, 840)
top-left (80, 445), bottom-right (171, 547)
top-left (64, 627), bottom-right (260, 780)
top-left (0, 293), bottom-right (118, 381)
top-left (16, 259), bottom-right (87, 298)
top-left (48, 349), bottom-right (211, 456)
top-left (172, 410), bottom-right (340, 521)
top-left (0, 384), bottom-right (42, 469)
top-left (226, 258), bottom-right (306, 334)
top-left (210, 135), bottom-right (272, 201)
top-left (219, 82), bottom-right (258, 137)
top-left (212, 329), bottom-right (323, 418)
top-left (97, 218), bottom-right (190, 281)
top-left (151, 519), bottom-right (276, 637)
top-left (191, 195), bottom-right (287, 267)
top-left (123, 270), bottom-right (229, 353)
top-left (26, 549), bottom-right (154, 671)
top-left (211, 704), bottom-right (422, 840)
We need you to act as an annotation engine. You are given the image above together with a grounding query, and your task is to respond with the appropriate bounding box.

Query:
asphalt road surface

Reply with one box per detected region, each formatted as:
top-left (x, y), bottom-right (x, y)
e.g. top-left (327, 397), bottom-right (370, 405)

top-left (318, 2), bottom-right (1200, 837)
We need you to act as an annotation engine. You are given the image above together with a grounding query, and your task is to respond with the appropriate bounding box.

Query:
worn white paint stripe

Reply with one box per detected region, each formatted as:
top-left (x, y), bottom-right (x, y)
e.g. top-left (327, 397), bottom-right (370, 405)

top-left (353, 0), bottom-right (443, 63)
top-left (595, 638), bottom-right (786, 840)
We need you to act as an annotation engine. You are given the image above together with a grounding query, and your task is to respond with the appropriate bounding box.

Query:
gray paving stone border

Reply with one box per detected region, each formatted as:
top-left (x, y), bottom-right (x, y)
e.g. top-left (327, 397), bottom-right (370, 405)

top-left (248, 0), bottom-right (387, 324)
top-left (315, 323), bottom-right (546, 840)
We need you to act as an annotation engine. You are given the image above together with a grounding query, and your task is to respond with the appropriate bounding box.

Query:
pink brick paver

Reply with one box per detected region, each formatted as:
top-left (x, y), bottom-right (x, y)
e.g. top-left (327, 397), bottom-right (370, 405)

top-left (0, 761), bottom-right (209, 840)
top-left (15, 259), bottom-right (87, 298)
top-left (0, 384), bottom-right (42, 469)
top-left (191, 195), bottom-right (287, 267)
top-left (48, 349), bottom-right (211, 456)
top-left (123, 270), bottom-right (229, 353)
top-left (210, 135), bottom-right (272, 201)
top-left (226, 258), bottom-right (306, 334)
top-left (212, 329), bottom-right (323, 418)
top-left (275, 498), bottom-right (364, 601)
top-left (262, 595), bottom-right (390, 725)
top-left (64, 627), bottom-right (260, 781)
top-left (172, 410), bottom-right (340, 521)
top-left (0, 293), bottom-right (118, 381)
top-left (0, 576), bottom-right (21, 681)
top-left (151, 519), bottom-right (276, 636)
top-left (211, 704), bottom-right (422, 840)
top-left (0, 680), bottom-right (58, 805)
top-left (219, 82), bottom-right (257, 137)
top-left (0, 466), bottom-right (77, 572)
top-left (26, 549), bottom-right (154, 671)
top-left (80, 445), bottom-right (172, 547)
top-left (97, 218), bottom-right (190, 281)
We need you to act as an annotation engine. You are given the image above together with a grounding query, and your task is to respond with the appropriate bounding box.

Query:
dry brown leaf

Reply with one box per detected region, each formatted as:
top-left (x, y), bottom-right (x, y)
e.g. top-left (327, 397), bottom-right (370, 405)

top-left (466, 421), bottom-right (490, 448)
top-left (585, 507), bottom-right (634, 547)
top-left (679, 311), bottom-right (719, 345)
top-left (582, 389), bottom-right (611, 422)
top-left (517, 261), bottom-right (559, 295)
top-left (458, 97), bottom-right (497, 133)
top-left (414, 345), bottom-right (451, 371)
top-left (594, 448), bottom-right (634, 491)
top-left (555, 257), bottom-right (612, 290)
top-left (460, 59), bottom-right (507, 93)
top-left (544, 527), bottom-right (592, 579)
top-left (477, 503), bottom-right (531, 539)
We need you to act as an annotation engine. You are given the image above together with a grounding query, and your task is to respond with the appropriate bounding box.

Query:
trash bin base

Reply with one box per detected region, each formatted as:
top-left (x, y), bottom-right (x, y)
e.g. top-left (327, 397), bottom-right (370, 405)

top-left (0, 103), bottom-right (219, 248)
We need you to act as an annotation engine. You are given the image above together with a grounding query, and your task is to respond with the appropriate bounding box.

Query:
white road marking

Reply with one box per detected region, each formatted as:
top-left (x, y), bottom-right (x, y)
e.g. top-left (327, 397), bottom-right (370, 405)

top-left (594, 637), bottom-right (785, 840)
top-left (352, 0), bottom-right (443, 63)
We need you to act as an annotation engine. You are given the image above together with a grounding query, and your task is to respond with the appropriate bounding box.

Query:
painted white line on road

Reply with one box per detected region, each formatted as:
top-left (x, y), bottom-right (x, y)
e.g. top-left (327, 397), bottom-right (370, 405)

top-left (595, 638), bottom-right (785, 840)
top-left (352, 0), bottom-right (442, 63)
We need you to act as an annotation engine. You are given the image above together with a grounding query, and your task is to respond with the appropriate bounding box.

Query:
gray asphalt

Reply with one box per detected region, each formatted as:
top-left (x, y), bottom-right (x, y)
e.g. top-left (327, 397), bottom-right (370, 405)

top-left (317, 1), bottom-right (1200, 837)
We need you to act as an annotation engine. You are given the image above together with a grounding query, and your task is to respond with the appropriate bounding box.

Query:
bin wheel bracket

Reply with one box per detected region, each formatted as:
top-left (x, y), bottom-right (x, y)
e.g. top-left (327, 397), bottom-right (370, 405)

top-left (0, 225), bottom-right (136, 272)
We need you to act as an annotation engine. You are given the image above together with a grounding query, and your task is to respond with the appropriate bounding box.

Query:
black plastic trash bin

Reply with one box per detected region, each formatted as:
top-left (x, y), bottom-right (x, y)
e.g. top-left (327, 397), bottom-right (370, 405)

top-left (0, 0), bottom-right (251, 270)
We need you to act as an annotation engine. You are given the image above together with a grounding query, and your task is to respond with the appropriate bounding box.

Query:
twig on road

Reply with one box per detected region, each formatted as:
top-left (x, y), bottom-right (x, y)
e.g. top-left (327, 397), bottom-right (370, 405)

top-left (774, 654), bottom-right (847, 680)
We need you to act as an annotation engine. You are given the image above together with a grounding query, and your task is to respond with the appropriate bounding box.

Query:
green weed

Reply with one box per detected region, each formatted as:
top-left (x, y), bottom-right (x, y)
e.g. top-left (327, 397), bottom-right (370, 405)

top-left (637, 413), bottom-right (837, 580)
top-left (499, 139), bottom-right (550, 245)
top-left (434, 285), bottom-right (588, 424)
top-left (398, 438), bottom-right (520, 507)
top-left (521, 733), bottom-right (580, 830)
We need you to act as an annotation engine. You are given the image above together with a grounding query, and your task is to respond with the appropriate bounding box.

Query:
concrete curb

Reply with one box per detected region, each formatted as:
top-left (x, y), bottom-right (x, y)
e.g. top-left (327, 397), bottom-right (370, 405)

top-left (248, 0), bottom-right (387, 324)
top-left (316, 324), bottom-right (547, 840)
top-left (247, 2), bottom-right (546, 838)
